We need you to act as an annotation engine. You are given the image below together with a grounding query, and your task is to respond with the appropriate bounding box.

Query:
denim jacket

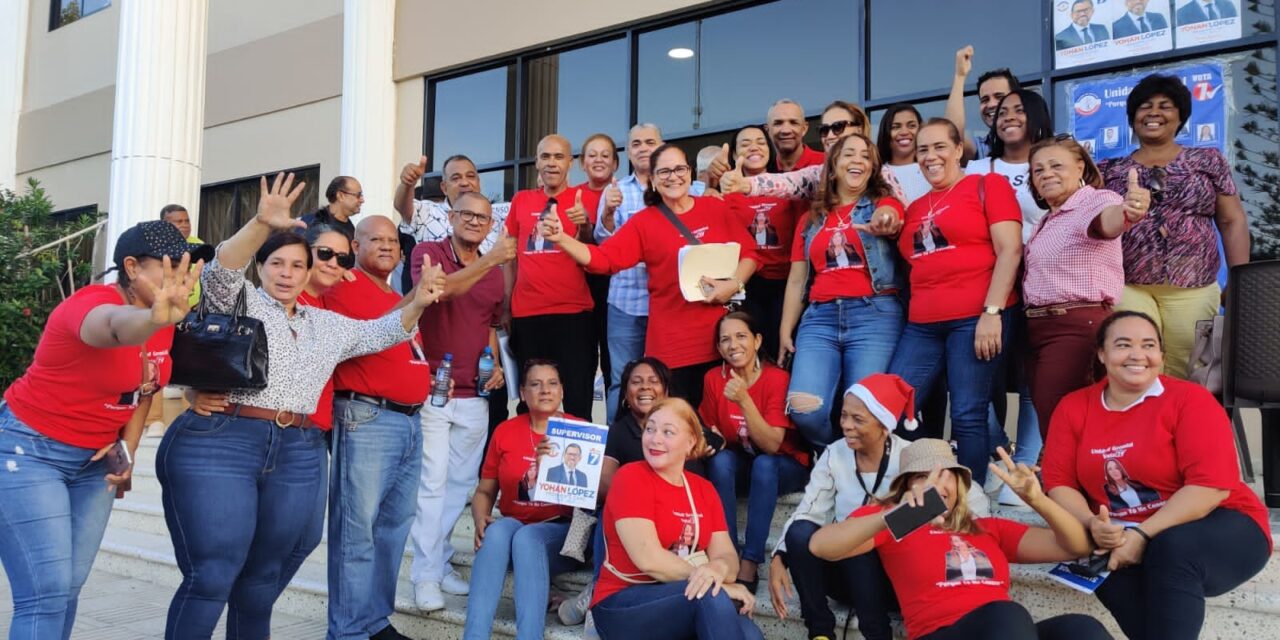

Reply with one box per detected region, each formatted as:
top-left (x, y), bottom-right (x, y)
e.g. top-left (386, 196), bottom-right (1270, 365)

top-left (801, 196), bottom-right (904, 299)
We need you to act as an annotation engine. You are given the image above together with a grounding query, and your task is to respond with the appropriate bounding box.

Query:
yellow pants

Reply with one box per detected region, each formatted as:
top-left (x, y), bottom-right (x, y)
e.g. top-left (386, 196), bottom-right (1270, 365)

top-left (1117, 282), bottom-right (1220, 380)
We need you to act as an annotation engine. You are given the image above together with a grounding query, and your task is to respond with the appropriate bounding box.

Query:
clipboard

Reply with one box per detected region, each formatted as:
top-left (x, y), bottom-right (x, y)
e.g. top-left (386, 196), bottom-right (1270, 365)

top-left (677, 242), bottom-right (744, 302)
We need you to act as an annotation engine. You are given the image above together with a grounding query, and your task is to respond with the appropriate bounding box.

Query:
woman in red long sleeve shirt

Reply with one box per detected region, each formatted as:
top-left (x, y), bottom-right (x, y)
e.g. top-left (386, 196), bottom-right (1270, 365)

top-left (541, 144), bottom-right (758, 408)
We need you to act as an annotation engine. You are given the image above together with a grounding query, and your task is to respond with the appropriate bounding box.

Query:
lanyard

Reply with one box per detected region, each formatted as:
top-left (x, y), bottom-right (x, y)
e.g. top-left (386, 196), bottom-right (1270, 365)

top-left (853, 438), bottom-right (892, 506)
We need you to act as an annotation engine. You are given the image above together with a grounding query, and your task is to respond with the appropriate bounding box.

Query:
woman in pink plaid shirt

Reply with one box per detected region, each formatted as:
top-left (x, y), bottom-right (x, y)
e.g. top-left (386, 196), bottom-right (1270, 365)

top-left (1022, 136), bottom-right (1151, 432)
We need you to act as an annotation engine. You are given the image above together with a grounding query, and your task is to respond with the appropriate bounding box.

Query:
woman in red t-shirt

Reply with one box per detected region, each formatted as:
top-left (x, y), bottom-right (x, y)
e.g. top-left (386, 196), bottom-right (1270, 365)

top-left (575, 132), bottom-right (620, 413)
top-left (887, 118), bottom-right (1023, 486)
top-left (0, 220), bottom-right (205, 637)
top-left (810, 439), bottom-right (1109, 640)
top-left (464, 360), bottom-right (579, 640)
top-left (1042, 311), bottom-right (1272, 640)
top-left (540, 144), bottom-right (758, 408)
top-left (591, 397), bottom-right (762, 639)
top-left (780, 133), bottom-right (907, 447)
top-left (700, 311), bottom-right (810, 593)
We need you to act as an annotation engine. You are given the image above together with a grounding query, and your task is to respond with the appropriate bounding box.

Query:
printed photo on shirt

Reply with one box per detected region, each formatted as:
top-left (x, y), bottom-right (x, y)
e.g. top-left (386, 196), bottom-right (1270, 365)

top-left (824, 229), bottom-right (863, 270)
top-left (749, 209), bottom-right (781, 248)
top-left (517, 457), bottom-right (540, 503)
top-left (943, 535), bottom-right (995, 582)
top-left (911, 215), bottom-right (953, 257)
top-left (118, 346), bottom-right (166, 406)
top-left (525, 216), bottom-right (557, 253)
top-left (1102, 457), bottom-right (1162, 513)
top-left (670, 521), bottom-right (697, 558)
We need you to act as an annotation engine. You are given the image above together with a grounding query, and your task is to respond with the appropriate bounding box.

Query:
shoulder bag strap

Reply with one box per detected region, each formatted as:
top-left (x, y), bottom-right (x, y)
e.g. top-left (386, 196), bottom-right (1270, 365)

top-left (682, 471), bottom-right (701, 550)
top-left (656, 201), bottom-right (702, 246)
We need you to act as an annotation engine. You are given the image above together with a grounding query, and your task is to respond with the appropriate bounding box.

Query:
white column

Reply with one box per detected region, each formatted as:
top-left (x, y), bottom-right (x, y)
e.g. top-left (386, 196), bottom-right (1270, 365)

top-left (105, 0), bottom-right (209, 269)
top-left (0, 0), bottom-right (30, 191)
top-left (339, 0), bottom-right (397, 222)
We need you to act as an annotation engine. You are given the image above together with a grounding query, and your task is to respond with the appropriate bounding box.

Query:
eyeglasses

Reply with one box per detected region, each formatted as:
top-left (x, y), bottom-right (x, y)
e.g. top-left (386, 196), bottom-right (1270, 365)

top-left (819, 120), bottom-right (861, 138)
top-left (314, 246), bottom-right (355, 269)
top-left (1147, 166), bottom-right (1166, 203)
top-left (339, 189), bottom-right (364, 199)
top-left (1053, 133), bottom-right (1075, 142)
top-left (452, 209), bottom-right (492, 224)
top-left (653, 165), bottom-right (691, 180)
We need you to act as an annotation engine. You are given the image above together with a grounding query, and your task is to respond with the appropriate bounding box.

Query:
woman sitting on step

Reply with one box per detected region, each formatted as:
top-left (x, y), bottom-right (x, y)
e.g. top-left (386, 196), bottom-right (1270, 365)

top-left (1042, 311), bottom-right (1272, 640)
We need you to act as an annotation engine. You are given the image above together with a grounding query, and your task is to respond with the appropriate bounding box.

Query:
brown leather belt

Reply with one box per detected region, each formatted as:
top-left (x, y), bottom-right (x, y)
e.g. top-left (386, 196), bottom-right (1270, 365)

top-left (217, 403), bottom-right (310, 428)
top-left (1025, 301), bottom-right (1109, 318)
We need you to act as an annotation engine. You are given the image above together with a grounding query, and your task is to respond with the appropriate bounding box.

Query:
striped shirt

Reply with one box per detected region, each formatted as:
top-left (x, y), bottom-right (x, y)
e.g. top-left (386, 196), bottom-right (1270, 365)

top-left (595, 174), bottom-right (705, 317)
top-left (1023, 186), bottom-right (1125, 307)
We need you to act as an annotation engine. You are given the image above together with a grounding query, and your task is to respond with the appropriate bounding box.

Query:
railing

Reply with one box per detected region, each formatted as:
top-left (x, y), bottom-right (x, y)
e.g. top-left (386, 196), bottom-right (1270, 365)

top-left (16, 218), bottom-right (105, 299)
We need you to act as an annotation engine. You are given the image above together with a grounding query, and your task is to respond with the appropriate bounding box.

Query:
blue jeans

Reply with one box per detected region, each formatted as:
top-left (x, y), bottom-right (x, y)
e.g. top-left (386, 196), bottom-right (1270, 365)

top-left (157, 410), bottom-right (327, 639)
top-left (0, 405), bottom-right (115, 640)
top-left (606, 305), bottom-right (648, 422)
top-left (592, 580), bottom-right (764, 640)
top-left (328, 398), bottom-right (423, 640)
top-left (706, 449), bottom-right (809, 564)
top-left (787, 296), bottom-right (904, 447)
top-left (464, 517), bottom-right (576, 640)
top-left (888, 311), bottom-right (1012, 485)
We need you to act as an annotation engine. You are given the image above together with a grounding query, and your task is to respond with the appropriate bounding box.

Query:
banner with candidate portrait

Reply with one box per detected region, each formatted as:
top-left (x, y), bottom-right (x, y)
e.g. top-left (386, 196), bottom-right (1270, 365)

top-left (1054, 0), bottom-right (1175, 69)
top-left (1174, 0), bottom-right (1242, 48)
top-left (1067, 61), bottom-right (1228, 162)
top-left (532, 417), bottom-right (609, 510)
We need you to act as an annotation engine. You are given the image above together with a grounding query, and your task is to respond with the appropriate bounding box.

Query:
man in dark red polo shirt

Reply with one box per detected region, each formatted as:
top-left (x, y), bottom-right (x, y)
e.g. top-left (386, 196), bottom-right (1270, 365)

top-left (406, 191), bottom-right (515, 611)
top-left (503, 134), bottom-right (597, 418)
top-left (766, 98), bottom-right (825, 171)
top-left (322, 215), bottom-right (433, 640)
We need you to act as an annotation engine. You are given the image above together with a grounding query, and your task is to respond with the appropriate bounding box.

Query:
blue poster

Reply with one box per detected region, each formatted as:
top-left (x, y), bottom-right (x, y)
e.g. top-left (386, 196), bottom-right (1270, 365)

top-left (1069, 62), bottom-right (1227, 162)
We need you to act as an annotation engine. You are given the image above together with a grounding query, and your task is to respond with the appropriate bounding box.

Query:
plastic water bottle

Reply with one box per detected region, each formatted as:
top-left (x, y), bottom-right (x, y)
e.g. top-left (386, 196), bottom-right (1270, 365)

top-left (476, 347), bottom-right (495, 397)
top-left (430, 353), bottom-right (453, 407)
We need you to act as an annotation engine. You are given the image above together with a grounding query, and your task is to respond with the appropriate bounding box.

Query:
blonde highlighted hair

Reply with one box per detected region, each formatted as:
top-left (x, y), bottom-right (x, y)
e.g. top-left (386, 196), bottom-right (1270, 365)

top-left (643, 397), bottom-right (708, 461)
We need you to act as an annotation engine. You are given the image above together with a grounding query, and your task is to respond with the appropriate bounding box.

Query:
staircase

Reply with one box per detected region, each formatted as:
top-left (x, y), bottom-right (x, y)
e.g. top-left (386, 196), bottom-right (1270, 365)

top-left (94, 437), bottom-right (1280, 639)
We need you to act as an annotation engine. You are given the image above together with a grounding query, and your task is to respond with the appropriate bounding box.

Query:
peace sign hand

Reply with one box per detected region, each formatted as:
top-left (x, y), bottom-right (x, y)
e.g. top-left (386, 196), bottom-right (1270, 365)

top-left (255, 172), bottom-right (307, 231)
top-left (1122, 168), bottom-right (1151, 225)
top-left (987, 446), bottom-right (1043, 505)
top-left (135, 254), bottom-right (205, 325)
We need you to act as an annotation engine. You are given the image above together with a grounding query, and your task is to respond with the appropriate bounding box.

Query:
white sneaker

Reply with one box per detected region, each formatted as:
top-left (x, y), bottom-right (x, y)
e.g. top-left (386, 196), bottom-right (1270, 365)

top-left (558, 585), bottom-right (592, 625)
top-left (413, 581), bottom-right (444, 612)
top-left (998, 485), bottom-right (1029, 509)
top-left (583, 610), bottom-right (599, 640)
top-left (441, 569), bottom-right (469, 595)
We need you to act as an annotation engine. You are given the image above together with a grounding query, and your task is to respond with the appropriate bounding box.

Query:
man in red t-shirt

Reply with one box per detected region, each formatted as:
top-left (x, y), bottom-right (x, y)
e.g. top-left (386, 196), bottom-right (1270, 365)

top-left (766, 99), bottom-right (826, 172)
top-left (321, 215), bottom-right (432, 640)
top-left (406, 191), bottom-right (515, 611)
top-left (503, 134), bottom-right (597, 418)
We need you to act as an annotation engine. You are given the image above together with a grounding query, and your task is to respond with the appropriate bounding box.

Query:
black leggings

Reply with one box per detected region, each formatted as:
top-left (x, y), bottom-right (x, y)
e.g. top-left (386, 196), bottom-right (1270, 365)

top-left (511, 311), bottom-right (596, 419)
top-left (1095, 508), bottom-right (1270, 640)
top-left (668, 360), bottom-right (718, 411)
top-left (783, 520), bottom-right (897, 640)
top-left (919, 600), bottom-right (1111, 640)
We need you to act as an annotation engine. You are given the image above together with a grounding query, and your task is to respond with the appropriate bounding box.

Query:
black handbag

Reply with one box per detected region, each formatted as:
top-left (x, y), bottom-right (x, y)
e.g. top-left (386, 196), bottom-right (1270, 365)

top-left (169, 285), bottom-right (269, 390)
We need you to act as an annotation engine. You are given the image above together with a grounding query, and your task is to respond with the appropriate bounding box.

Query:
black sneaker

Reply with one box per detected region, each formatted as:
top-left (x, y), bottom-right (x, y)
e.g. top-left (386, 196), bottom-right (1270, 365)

top-left (369, 624), bottom-right (411, 640)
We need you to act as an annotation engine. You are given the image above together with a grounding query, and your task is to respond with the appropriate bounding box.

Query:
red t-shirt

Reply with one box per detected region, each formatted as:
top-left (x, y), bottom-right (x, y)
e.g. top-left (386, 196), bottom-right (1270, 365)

top-left (323, 270), bottom-right (432, 404)
top-left (698, 364), bottom-right (809, 467)
top-left (592, 462), bottom-right (729, 607)
top-left (897, 174), bottom-right (1021, 323)
top-left (411, 239), bottom-right (504, 398)
top-left (727, 193), bottom-right (800, 280)
top-left (779, 146), bottom-right (826, 172)
top-left (504, 187), bottom-right (595, 318)
top-left (853, 504), bottom-right (1028, 639)
top-left (576, 183), bottom-right (605, 228)
top-left (586, 196), bottom-right (758, 368)
top-left (3, 285), bottom-right (173, 449)
top-left (794, 199), bottom-right (905, 303)
top-left (481, 413), bottom-right (576, 524)
top-left (297, 290), bottom-right (334, 430)
top-left (1042, 377), bottom-right (1271, 547)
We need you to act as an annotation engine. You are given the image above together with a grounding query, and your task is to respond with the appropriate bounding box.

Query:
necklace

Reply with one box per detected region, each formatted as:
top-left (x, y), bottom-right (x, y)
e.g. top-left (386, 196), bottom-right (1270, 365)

top-left (926, 178), bottom-right (962, 217)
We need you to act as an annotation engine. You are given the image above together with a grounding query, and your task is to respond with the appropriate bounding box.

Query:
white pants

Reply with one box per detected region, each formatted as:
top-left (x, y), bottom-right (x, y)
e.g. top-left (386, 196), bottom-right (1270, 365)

top-left (408, 396), bottom-right (489, 584)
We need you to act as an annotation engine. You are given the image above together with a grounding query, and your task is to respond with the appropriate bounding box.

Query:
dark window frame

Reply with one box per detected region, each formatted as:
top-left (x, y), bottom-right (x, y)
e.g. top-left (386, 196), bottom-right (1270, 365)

top-left (49, 0), bottom-right (110, 31)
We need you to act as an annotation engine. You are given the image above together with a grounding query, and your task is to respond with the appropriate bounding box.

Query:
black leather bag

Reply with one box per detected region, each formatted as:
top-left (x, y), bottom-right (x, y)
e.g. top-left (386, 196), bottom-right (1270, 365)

top-left (169, 286), bottom-right (269, 390)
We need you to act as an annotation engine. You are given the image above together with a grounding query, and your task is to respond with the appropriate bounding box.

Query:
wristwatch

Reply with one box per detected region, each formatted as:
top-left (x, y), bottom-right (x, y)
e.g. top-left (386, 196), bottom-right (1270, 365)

top-left (982, 305), bottom-right (1002, 316)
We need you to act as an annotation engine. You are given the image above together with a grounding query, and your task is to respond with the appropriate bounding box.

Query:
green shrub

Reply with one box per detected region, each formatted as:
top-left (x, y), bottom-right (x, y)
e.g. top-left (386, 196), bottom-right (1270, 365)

top-left (0, 179), bottom-right (101, 390)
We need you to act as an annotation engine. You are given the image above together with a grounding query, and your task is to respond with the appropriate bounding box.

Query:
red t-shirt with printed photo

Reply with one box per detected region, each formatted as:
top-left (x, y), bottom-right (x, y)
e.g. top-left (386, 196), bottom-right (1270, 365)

top-left (699, 363), bottom-right (809, 467)
top-left (4, 285), bottom-right (174, 449)
top-left (297, 290), bottom-right (334, 430)
top-left (592, 461), bottom-right (729, 607)
top-left (794, 199), bottom-right (904, 303)
top-left (853, 504), bottom-right (1028, 639)
top-left (585, 196), bottom-right (758, 368)
top-left (504, 187), bottom-right (596, 318)
top-left (726, 193), bottom-right (801, 280)
top-left (897, 174), bottom-right (1021, 323)
top-left (323, 269), bottom-right (432, 405)
top-left (1042, 377), bottom-right (1271, 547)
top-left (481, 413), bottom-right (576, 524)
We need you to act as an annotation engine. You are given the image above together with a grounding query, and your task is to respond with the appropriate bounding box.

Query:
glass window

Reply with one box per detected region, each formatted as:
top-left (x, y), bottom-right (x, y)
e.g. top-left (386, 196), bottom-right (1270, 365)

top-left (479, 168), bottom-right (514, 203)
top-left (431, 65), bottom-right (515, 167)
top-left (869, 0), bottom-right (1042, 99)
top-left (199, 166), bottom-right (320, 248)
top-left (523, 39), bottom-right (628, 157)
top-left (51, 0), bottom-right (110, 29)
top-left (638, 0), bottom-right (858, 137)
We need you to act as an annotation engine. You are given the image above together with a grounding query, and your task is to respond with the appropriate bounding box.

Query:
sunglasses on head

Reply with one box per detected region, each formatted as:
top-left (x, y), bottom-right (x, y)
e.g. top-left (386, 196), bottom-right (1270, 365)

top-left (818, 119), bottom-right (861, 138)
top-left (1146, 166), bottom-right (1166, 202)
top-left (314, 246), bottom-right (355, 269)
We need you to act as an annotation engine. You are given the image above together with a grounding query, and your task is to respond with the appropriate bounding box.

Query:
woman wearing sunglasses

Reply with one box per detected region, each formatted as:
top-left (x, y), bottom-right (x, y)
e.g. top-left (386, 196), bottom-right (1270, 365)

top-left (1096, 73), bottom-right (1250, 380)
top-left (876, 103), bottom-right (932, 203)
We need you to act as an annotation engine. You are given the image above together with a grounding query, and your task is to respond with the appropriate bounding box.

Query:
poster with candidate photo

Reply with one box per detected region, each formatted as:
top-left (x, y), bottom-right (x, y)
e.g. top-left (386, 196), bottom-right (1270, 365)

top-left (1174, 0), bottom-right (1241, 48)
top-left (531, 417), bottom-right (609, 510)
top-left (1055, 1), bottom-right (1174, 69)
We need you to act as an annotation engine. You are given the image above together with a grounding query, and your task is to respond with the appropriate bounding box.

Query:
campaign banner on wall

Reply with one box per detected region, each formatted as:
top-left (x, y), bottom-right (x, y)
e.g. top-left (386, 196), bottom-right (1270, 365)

top-left (1068, 61), bottom-right (1227, 162)
top-left (1055, 0), bottom-right (1173, 69)
top-left (531, 417), bottom-right (609, 510)
top-left (1174, 0), bottom-right (1242, 48)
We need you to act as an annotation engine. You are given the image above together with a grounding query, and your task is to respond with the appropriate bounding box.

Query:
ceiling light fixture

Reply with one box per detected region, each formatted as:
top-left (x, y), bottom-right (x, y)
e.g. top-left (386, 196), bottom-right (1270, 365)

top-left (667, 47), bottom-right (694, 59)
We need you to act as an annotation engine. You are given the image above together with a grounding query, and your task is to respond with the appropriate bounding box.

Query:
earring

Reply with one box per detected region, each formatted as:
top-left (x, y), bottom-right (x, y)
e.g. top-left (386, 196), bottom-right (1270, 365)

top-left (1080, 179), bottom-right (1086, 188)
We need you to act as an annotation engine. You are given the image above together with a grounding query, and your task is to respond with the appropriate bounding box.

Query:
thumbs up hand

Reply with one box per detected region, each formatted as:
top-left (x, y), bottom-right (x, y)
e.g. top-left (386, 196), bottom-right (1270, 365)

top-left (1089, 504), bottom-right (1126, 550)
top-left (707, 143), bottom-right (733, 187)
top-left (488, 226), bottom-right (517, 266)
top-left (401, 155), bottom-right (429, 187)
top-left (1122, 167), bottom-right (1151, 225)
top-left (603, 177), bottom-right (623, 214)
top-left (724, 368), bottom-right (750, 405)
top-left (719, 153), bottom-right (751, 196)
top-left (565, 189), bottom-right (588, 227)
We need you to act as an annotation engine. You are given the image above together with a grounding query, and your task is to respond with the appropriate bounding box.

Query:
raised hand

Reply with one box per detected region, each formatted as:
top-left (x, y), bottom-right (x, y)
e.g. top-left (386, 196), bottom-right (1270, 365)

top-left (488, 227), bottom-right (517, 265)
top-left (565, 189), bottom-right (588, 227)
top-left (255, 172), bottom-right (308, 231)
top-left (719, 153), bottom-right (751, 196)
top-left (1089, 504), bottom-right (1126, 550)
top-left (135, 254), bottom-right (204, 326)
top-left (987, 446), bottom-right (1043, 505)
top-left (414, 254), bottom-right (446, 308)
top-left (723, 369), bottom-right (751, 405)
top-left (707, 143), bottom-right (732, 186)
top-left (904, 465), bottom-right (942, 509)
top-left (768, 554), bottom-right (794, 620)
top-left (1122, 167), bottom-right (1151, 225)
top-left (401, 155), bottom-right (429, 187)
top-left (603, 177), bottom-right (623, 213)
top-left (866, 206), bottom-right (903, 236)
top-left (955, 45), bottom-right (974, 78)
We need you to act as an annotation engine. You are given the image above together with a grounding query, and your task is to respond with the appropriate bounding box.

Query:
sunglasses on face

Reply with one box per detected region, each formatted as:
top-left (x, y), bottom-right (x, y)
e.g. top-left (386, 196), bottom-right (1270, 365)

top-left (314, 246), bottom-right (355, 269)
top-left (819, 120), bottom-right (861, 138)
